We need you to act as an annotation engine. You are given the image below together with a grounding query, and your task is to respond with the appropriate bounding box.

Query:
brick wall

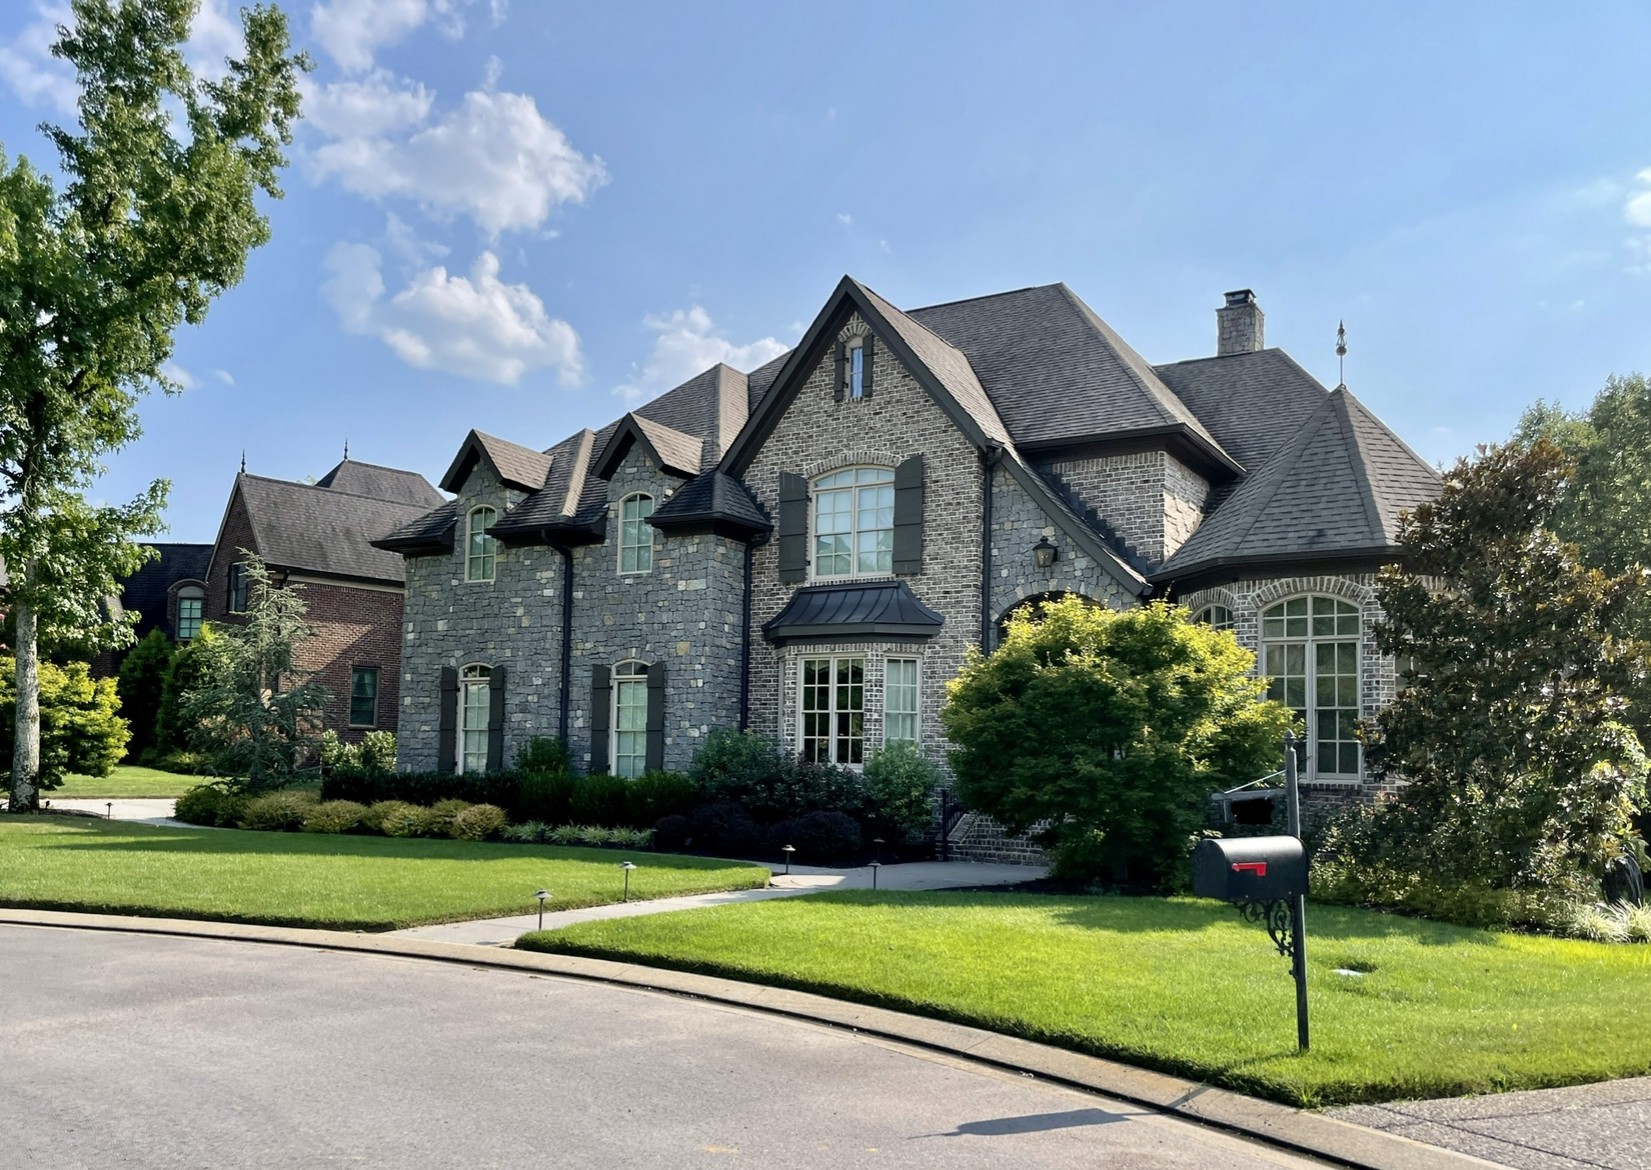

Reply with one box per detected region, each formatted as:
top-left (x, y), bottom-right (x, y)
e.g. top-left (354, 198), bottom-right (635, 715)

top-left (1038, 450), bottom-right (1210, 565)
top-left (289, 579), bottom-right (404, 743)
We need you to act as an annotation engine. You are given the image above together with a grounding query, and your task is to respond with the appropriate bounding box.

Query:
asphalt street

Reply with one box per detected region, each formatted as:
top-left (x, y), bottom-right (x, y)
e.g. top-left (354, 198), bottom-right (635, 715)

top-left (0, 924), bottom-right (1329, 1169)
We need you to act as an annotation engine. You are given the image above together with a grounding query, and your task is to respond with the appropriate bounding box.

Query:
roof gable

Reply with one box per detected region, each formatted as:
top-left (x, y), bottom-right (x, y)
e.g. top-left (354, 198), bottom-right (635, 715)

top-left (225, 473), bottom-right (440, 583)
top-left (592, 413), bottom-right (703, 479)
top-left (440, 429), bottom-right (553, 494)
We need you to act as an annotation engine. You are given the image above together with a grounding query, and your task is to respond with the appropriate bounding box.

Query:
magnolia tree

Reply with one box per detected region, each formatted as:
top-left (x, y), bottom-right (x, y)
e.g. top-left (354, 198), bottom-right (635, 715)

top-left (1, 0), bottom-right (303, 811)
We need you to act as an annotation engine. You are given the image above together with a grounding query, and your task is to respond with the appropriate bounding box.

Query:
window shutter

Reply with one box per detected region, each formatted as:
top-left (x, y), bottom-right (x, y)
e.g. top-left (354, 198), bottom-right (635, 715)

top-left (860, 334), bottom-right (876, 400)
top-left (486, 665), bottom-right (507, 772)
top-left (893, 455), bottom-right (925, 575)
top-left (589, 665), bottom-right (611, 773)
top-left (645, 661), bottom-right (666, 773)
top-left (833, 341), bottom-right (847, 402)
top-left (777, 472), bottom-right (809, 583)
top-left (437, 667), bottom-right (458, 775)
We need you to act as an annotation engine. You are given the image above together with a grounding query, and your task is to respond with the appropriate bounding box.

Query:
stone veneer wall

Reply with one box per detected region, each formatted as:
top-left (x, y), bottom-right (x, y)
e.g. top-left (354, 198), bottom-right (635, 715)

top-left (1180, 572), bottom-right (1397, 804)
top-left (1037, 450), bottom-right (1209, 564)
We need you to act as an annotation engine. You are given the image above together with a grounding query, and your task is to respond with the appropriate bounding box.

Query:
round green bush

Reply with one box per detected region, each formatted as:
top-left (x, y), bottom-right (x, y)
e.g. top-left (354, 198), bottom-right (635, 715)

top-left (689, 801), bottom-right (761, 857)
top-left (451, 803), bottom-right (508, 841)
top-left (173, 783), bottom-right (246, 828)
top-left (423, 798), bottom-right (472, 837)
top-left (366, 800), bottom-right (422, 837)
top-left (303, 800), bottom-right (369, 835)
top-left (767, 810), bottom-right (862, 863)
top-left (236, 790), bottom-right (319, 832)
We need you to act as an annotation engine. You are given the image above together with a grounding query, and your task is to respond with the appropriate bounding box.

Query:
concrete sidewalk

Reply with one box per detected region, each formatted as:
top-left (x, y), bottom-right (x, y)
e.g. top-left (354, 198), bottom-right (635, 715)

top-left (393, 860), bottom-right (1046, 945)
top-left (41, 798), bottom-right (190, 827)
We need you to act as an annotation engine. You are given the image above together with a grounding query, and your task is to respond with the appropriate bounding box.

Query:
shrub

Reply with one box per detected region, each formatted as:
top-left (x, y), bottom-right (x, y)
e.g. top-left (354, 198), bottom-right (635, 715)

top-left (549, 824), bottom-right (584, 847)
top-left (570, 773), bottom-right (629, 827)
top-left (625, 770), bottom-right (695, 826)
top-left (237, 790), bottom-right (319, 832)
top-left (502, 821), bottom-right (551, 845)
top-left (689, 801), bottom-right (761, 857)
top-left (516, 769), bottom-right (575, 824)
top-left (422, 798), bottom-right (472, 837)
top-left (147, 749), bottom-right (211, 775)
top-left (864, 740), bottom-right (940, 842)
top-left (574, 824), bottom-right (614, 847)
top-left (303, 800), bottom-right (369, 835)
top-left (0, 657), bottom-right (130, 792)
top-left (686, 729), bottom-right (869, 823)
top-left (358, 731), bottom-right (397, 775)
top-left (365, 800), bottom-right (422, 837)
top-left (321, 767), bottom-right (522, 810)
top-left (689, 728), bottom-right (784, 804)
top-left (613, 827), bottom-right (654, 850)
top-left (116, 630), bottom-right (173, 762)
top-left (654, 814), bottom-right (690, 852)
top-left (174, 782), bottom-right (246, 828)
top-left (451, 803), bottom-right (508, 841)
top-left (769, 810), bottom-right (862, 863)
top-left (153, 631), bottom-right (213, 757)
top-left (515, 735), bottom-right (571, 776)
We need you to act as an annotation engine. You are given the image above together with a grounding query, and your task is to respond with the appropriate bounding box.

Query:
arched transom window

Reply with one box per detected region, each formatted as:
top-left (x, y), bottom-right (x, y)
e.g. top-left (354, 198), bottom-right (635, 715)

top-left (813, 466), bottom-right (894, 579)
top-left (1261, 596), bottom-right (1361, 781)
top-left (1194, 605), bottom-right (1234, 631)
top-left (467, 506), bottom-right (498, 582)
top-left (459, 664), bottom-right (492, 773)
top-left (618, 494), bottom-right (655, 574)
top-left (612, 661), bottom-right (649, 779)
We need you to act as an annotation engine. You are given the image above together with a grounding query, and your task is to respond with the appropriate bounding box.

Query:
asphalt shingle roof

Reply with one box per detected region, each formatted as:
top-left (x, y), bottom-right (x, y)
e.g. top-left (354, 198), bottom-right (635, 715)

top-left (650, 471), bottom-right (770, 532)
top-left (315, 459), bottom-right (446, 508)
top-left (120, 543), bottom-right (212, 638)
top-left (1152, 350), bottom-right (1331, 473)
top-left (374, 499), bottom-right (459, 552)
top-left (236, 474), bottom-right (441, 583)
top-left (441, 430), bottom-right (553, 494)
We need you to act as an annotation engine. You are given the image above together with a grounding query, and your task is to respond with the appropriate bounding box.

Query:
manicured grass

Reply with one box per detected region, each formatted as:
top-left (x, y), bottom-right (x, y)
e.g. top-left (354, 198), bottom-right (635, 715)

top-left (50, 765), bottom-right (202, 799)
top-left (0, 816), bottom-right (769, 930)
top-left (518, 890), bottom-right (1651, 1107)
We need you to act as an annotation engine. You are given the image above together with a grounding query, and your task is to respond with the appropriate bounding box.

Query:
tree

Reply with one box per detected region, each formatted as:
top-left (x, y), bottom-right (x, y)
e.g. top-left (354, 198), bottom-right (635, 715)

top-left (115, 628), bottom-right (173, 761)
top-left (1, 0), bottom-right (304, 811)
top-left (0, 656), bottom-right (128, 792)
top-left (941, 597), bottom-right (1294, 886)
top-left (154, 623), bottom-right (214, 760)
top-left (181, 554), bottom-right (327, 791)
top-left (1363, 440), bottom-right (1650, 893)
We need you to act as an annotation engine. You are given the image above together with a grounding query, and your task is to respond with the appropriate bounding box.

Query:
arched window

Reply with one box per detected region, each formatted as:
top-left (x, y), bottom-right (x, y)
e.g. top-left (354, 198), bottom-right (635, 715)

top-left (612, 661), bottom-right (649, 778)
top-left (618, 494), bottom-right (655, 574)
top-left (812, 466), bottom-right (894, 579)
top-left (467, 506), bottom-right (498, 582)
top-left (1194, 605), bottom-right (1234, 632)
top-left (176, 585), bottom-right (205, 641)
top-left (459, 664), bottom-right (492, 773)
top-left (1261, 596), bottom-right (1361, 781)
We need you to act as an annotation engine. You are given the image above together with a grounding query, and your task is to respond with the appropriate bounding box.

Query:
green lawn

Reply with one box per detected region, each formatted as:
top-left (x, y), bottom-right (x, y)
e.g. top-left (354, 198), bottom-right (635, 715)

top-left (50, 765), bottom-right (202, 799)
top-left (0, 817), bottom-right (769, 930)
top-left (518, 890), bottom-right (1651, 1107)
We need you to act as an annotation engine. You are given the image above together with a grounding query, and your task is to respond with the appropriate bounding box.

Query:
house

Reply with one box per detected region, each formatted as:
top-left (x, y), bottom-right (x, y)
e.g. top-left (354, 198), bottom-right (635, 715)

top-left (88, 542), bottom-right (213, 676)
top-left (376, 278), bottom-right (1440, 800)
top-left (206, 457), bottom-right (446, 741)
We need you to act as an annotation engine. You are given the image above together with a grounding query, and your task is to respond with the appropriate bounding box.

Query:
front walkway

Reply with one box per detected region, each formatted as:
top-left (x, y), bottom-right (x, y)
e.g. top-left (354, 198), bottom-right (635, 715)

top-left (40, 798), bottom-right (190, 827)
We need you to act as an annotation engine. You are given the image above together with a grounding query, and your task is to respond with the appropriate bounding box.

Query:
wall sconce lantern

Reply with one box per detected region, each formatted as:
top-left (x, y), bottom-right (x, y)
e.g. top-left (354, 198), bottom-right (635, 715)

top-left (1032, 536), bottom-right (1058, 570)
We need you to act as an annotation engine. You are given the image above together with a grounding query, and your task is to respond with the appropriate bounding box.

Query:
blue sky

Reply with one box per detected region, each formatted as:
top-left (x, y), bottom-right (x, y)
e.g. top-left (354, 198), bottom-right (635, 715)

top-left (4, 0), bottom-right (1651, 542)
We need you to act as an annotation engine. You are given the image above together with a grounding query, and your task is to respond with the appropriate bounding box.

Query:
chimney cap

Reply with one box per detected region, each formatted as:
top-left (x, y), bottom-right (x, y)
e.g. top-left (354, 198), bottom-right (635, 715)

top-left (1223, 289), bottom-right (1256, 307)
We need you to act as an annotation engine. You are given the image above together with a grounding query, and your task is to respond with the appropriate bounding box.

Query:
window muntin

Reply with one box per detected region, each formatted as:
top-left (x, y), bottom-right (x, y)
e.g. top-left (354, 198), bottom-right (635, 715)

top-left (846, 337), bottom-right (866, 401)
top-left (812, 466), bottom-right (894, 579)
top-left (176, 587), bottom-right (204, 641)
top-left (467, 507), bottom-right (498, 582)
top-left (1194, 605), bottom-right (1234, 631)
top-left (884, 658), bottom-right (919, 744)
top-left (1262, 597), bottom-right (1361, 779)
top-left (350, 667), bottom-right (379, 728)
top-left (800, 656), bottom-right (865, 765)
top-left (459, 664), bottom-right (491, 773)
top-left (611, 661), bottom-right (649, 779)
top-left (618, 494), bottom-right (655, 574)
top-left (228, 564), bottom-right (248, 613)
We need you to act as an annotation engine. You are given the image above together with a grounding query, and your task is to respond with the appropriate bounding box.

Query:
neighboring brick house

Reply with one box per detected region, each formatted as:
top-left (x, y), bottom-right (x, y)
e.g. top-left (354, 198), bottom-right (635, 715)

top-left (89, 542), bottom-right (213, 676)
top-left (377, 278), bottom-right (1439, 805)
top-left (207, 458), bottom-right (446, 742)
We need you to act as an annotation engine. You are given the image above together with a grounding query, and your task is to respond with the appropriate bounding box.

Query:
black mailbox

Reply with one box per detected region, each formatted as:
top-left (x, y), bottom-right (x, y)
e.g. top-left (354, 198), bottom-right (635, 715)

top-left (1193, 836), bottom-right (1307, 902)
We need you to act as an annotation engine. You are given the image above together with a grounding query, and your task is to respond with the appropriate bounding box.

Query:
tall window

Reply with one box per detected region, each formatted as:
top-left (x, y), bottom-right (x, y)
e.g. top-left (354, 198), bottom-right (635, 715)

top-left (467, 506), bottom-right (497, 582)
top-left (884, 658), bottom-right (919, 744)
top-left (459, 664), bottom-right (491, 773)
top-left (228, 563), bottom-right (248, 613)
top-left (846, 336), bottom-right (866, 400)
top-left (618, 494), bottom-right (655, 574)
top-left (801, 656), bottom-right (865, 765)
top-left (350, 667), bottom-right (379, 728)
top-left (612, 661), bottom-right (649, 779)
top-left (1262, 596), bottom-right (1361, 780)
top-left (176, 587), bottom-right (204, 641)
top-left (1194, 605), bottom-right (1234, 631)
top-left (812, 467), bottom-right (894, 579)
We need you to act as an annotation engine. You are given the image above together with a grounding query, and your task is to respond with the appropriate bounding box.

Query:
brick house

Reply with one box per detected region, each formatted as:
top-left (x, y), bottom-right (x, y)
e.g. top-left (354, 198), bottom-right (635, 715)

top-left (377, 278), bottom-right (1439, 802)
top-left (89, 542), bottom-right (213, 676)
top-left (208, 458), bottom-right (445, 742)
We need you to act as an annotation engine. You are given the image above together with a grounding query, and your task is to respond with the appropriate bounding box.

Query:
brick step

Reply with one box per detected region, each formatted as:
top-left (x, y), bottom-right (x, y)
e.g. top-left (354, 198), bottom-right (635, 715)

top-left (945, 812), bottom-right (1049, 867)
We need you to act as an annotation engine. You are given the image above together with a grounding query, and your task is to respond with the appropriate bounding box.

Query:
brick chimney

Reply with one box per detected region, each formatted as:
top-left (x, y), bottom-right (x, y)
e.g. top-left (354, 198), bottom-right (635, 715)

top-left (1216, 289), bottom-right (1264, 356)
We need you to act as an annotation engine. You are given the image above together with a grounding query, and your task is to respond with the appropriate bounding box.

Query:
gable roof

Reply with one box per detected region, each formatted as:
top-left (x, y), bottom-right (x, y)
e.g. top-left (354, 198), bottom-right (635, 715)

top-left (227, 473), bottom-right (440, 584)
top-left (440, 429), bottom-right (554, 494)
top-left (592, 413), bottom-right (704, 479)
top-left (316, 459), bottom-right (446, 508)
top-left (1153, 387), bottom-right (1442, 586)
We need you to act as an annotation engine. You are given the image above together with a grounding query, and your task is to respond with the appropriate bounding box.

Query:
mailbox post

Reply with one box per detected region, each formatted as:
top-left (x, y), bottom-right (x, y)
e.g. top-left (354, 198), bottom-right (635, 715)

top-left (1193, 731), bottom-right (1310, 1051)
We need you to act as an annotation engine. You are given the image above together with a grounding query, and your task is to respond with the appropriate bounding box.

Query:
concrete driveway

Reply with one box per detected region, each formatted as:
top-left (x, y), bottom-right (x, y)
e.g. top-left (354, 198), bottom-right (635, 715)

top-left (0, 924), bottom-right (1325, 1169)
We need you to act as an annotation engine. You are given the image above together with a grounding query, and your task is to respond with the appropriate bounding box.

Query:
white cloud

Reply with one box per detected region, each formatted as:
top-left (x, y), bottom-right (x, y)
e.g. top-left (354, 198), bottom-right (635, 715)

top-left (1625, 168), bottom-right (1651, 228)
top-left (306, 80), bottom-right (608, 237)
top-left (161, 361), bottom-right (197, 390)
top-left (836, 213), bottom-right (853, 226)
top-left (212, 368), bottom-right (236, 386)
top-left (323, 242), bottom-right (581, 385)
top-left (310, 0), bottom-right (492, 72)
top-left (614, 307), bottom-right (789, 407)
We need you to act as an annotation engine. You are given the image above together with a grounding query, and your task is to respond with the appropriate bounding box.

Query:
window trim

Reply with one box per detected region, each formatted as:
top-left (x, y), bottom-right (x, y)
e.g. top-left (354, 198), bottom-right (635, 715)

top-left (227, 563), bottom-right (249, 613)
top-left (1261, 595), bottom-right (1362, 784)
top-left (349, 665), bottom-right (380, 729)
top-left (1194, 604), bottom-right (1234, 632)
top-left (466, 505), bottom-right (499, 583)
top-left (617, 493), bottom-right (656, 575)
top-left (809, 465), bottom-right (896, 583)
top-left (845, 335), bottom-right (866, 401)
top-left (883, 657), bottom-right (920, 745)
top-left (798, 654), bottom-right (867, 767)
top-left (176, 586), bottom-right (205, 642)
top-left (610, 660), bottom-right (649, 779)
top-left (458, 663), bottom-right (492, 774)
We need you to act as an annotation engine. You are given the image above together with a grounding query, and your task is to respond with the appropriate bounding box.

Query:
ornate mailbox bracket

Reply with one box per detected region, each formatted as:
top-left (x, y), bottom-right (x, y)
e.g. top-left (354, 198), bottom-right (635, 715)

top-left (1236, 898), bottom-right (1297, 962)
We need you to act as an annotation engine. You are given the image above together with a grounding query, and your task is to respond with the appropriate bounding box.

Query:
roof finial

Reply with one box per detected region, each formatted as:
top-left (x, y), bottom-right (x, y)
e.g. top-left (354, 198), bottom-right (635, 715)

top-left (343, 437), bottom-right (349, 461)
top-left (240, 449), bottom-right (246, 474)
top-left (1334, 320), bottom-right (1348, 391)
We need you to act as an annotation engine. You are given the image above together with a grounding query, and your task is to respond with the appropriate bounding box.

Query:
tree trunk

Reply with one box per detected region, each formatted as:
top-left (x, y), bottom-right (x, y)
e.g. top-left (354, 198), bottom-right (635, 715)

top-left (10, 589), bottom-right (41, 813)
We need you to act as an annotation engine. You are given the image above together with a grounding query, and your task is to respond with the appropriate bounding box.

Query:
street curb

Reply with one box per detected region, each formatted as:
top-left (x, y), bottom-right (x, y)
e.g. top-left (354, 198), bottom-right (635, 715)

top-left (0, 908), bottom-right (1500, 1170)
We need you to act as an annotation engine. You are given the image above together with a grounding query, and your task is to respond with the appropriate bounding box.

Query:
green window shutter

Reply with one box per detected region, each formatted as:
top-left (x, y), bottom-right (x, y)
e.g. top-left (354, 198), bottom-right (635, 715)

top-left (645, 661), bottom-right (666, 773)
top-left (860, 333), bottom-right (876, 400)
top-left (437, 666), bottom-right (458, 775)
top-left (833, 341), bottom-right (847, 402)
top-left (892, 455), bottom-right (925, 575)
top-left (590, 664), bottom-right (612, 773)
top-left (486, 665), bottom-right (507, 772)
top-left (777, 472), bottom-right (809, 583)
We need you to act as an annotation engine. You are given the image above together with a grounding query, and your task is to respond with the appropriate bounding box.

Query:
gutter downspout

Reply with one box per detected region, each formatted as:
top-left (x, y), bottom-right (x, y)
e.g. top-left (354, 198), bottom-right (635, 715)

top-left (979, 443), bottom-right (1003, 650)
top-left (545, 535), bottom-right (574, 743)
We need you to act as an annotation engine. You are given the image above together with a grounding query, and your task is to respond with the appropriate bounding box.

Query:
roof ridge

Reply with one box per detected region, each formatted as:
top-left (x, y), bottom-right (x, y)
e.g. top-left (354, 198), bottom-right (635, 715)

top-left (1329, 389), bottom-right (1389, 546)
top-left (1051, 283), bottom-right (1212, 438)
top-left (560, 428), bottom-right (596, 517)
top-left (1213, 395), bottom-right (1340, 554)
top-left (241, 474), bottom-right (440, 509)
top-left (1153, 347), bottom-right (1289, 370)
top-left (853, 278), bottom-right (972, 355)
top-left (326, 457), bottom-right (429, 476)
top-left (909, 282), bottom-right (1062, 313)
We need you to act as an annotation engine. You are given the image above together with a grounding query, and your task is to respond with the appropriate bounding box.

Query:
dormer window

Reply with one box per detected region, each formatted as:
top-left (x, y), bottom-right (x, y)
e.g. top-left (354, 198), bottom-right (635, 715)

top-left (813, 466), bottom-right (894, 579)
top-left (619, 493), bottom-right (655, 574)
top-left (467, 506), bottom-right (498, 582)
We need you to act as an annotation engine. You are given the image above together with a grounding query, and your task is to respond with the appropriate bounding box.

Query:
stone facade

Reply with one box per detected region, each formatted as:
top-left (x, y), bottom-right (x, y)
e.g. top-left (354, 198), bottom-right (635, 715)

top-left (987, 462), bottom-right (1136, 630)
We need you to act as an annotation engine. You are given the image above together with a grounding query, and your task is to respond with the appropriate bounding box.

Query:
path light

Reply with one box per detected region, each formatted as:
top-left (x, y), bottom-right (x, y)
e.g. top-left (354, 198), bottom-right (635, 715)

top-left (106, 802), bottom-right (112, 820)
top-left (782, 844), bottom-right (795, 875)
top-left (873, 837), bottom-right (885, 864)
top-left (535, 889), bottom-right (551, 931)
top-left (621, 861), bottom-right (637, 902)
top-left (869, 860), bottom-right (881, 890)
